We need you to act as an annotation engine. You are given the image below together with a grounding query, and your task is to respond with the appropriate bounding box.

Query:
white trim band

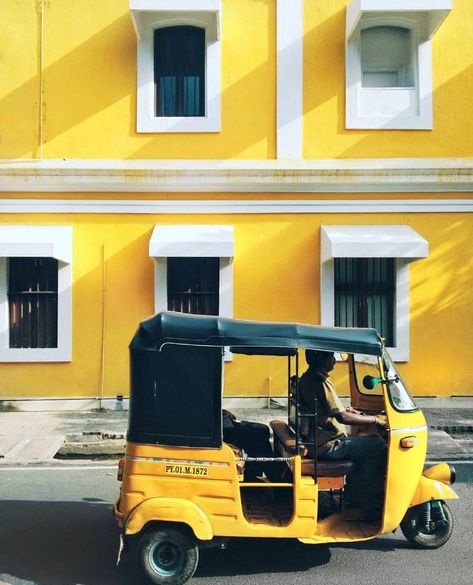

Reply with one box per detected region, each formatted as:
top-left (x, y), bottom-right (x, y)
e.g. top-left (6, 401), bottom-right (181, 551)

top-left (1, 158), bottom-right (473, 193)
top-left (1, 199), bottom-right (473, 214)
top-left (390, 425), bottom-right (428, 434)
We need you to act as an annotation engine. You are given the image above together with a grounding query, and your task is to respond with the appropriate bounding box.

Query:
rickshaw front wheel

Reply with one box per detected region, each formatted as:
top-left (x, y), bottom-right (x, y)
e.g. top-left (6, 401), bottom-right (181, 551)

top-left (400, 501), bottom-right (453, 549)
top-left (138, 525), bottom-right (199, 585)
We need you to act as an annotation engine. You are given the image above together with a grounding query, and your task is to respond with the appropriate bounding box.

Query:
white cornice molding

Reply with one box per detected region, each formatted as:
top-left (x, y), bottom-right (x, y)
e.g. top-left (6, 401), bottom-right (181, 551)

top-left (1, 158), bottom-right (473, 193)
top-left (0, 199), bottom-right (472, 214)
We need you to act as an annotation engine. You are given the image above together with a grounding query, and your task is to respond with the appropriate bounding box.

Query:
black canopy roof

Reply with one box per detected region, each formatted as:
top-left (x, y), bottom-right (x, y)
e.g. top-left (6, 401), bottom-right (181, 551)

top-left (130, 311), bottom-right (384, 356)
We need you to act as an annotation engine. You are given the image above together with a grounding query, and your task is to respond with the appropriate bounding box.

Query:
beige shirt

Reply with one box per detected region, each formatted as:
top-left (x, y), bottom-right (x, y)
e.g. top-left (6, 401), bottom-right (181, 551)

top-left (299, 369), bottom-right (347, 455)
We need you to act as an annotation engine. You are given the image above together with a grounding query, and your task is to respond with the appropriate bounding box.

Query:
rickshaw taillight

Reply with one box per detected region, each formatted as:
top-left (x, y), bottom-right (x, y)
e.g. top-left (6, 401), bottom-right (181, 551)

top-left (117, 458), bottom-right (125, 481)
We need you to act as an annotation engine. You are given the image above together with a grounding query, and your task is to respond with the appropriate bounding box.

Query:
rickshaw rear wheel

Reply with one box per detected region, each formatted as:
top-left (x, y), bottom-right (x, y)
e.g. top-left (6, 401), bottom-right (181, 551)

top-left (138, 525), bottom-right (199, 585)
top-left (400, 501), bottom-right (453, 549)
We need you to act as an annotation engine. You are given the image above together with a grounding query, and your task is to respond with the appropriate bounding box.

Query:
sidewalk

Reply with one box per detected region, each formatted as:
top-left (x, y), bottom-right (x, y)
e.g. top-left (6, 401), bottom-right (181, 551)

top-left (0, 407), bottom-right (472, 465)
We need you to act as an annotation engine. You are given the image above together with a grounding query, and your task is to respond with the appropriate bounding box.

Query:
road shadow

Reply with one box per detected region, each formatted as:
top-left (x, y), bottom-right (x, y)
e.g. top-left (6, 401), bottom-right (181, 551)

top-left (0, 499), bottom-right (332, 584)
top-left (0, 500), bottom-right (120, 585)
top-left (196, 538), bottom-right (331, 578)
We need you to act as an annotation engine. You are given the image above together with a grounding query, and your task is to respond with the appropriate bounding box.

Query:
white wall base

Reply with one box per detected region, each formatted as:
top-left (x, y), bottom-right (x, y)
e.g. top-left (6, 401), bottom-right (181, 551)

top-left (1, 395), bottom-right (473, 412)
top-left (0, 398), bottom-right (129, 412)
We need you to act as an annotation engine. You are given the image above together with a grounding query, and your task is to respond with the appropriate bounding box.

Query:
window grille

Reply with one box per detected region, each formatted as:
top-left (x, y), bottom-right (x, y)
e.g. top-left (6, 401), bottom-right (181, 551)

top-left (335, 258), bottom-right (395, 346)
top-left (8, 257), bottom-right (58, 348)
top-left (167, 257), bottom-right (219, 316)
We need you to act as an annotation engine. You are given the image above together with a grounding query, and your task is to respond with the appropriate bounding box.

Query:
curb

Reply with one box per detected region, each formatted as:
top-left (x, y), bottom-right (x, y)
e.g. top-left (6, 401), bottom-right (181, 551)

top-left (431, 425), bottom-right (473, 434)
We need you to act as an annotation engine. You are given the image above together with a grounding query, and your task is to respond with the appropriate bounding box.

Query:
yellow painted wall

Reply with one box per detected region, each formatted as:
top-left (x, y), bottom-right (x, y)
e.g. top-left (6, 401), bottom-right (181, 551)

top-left (0, 207), bottom-right (472, 399)
top-left (304, 0), bottom-right (473, 158)
top-left (2, 0), bottom-right (473, 160)
top-left (0, 0), bottom-right (276, 160)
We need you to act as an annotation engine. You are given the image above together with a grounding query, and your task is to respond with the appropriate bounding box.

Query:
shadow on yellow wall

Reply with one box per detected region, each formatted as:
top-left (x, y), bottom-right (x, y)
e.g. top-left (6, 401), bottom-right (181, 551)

top-left (303, 3), bottom-right (473, 158)
top-left (0, 1), bottom-right (277, 160)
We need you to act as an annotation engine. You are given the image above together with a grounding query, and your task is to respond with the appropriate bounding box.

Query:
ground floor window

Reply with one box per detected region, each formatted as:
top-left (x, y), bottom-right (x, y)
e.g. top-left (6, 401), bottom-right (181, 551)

top-left (0, 225), bottom-right (72, 362)
top-left (334, 257), bottom-right (395, 346)
top-left (167, 257), bottom-right (219, 315)
top-left (320, 225), bottom-right (429, 361)
top-left (8, 257), bottom-right (58, 348)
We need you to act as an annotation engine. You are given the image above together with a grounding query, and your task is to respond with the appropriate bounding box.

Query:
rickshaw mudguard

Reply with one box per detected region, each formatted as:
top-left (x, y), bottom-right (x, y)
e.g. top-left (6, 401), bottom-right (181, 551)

top-left (409, 472), bottom-right (459, 508)
top-left (123, 497), bottom-right (213, 540)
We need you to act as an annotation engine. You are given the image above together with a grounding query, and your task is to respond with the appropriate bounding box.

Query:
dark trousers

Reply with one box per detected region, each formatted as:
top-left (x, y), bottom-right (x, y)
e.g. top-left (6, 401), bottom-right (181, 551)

top-left (319, 434), bottom-right (387, 511)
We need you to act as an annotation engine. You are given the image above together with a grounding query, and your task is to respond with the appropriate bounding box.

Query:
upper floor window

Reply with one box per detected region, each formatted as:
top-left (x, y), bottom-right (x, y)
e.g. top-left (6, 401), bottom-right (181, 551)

top-left (345, 0), bottom-right (452, 130)
top-left (167, 257), bottom-right (219, 315)
top-left (155, 26), bottom-right (205, 118)
top-left (130, 0), bottom-right (221, 133)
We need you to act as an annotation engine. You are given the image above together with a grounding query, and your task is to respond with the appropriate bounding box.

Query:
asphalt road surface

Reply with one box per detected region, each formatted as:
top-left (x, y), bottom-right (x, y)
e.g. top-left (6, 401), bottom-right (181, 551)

top-left (0, 463), bottom-right (472, 585)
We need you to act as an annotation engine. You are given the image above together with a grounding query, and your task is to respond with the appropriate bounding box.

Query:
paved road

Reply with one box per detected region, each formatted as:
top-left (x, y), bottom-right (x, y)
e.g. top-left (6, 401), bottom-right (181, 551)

top-left (0, 463), bottom-right (472, 585)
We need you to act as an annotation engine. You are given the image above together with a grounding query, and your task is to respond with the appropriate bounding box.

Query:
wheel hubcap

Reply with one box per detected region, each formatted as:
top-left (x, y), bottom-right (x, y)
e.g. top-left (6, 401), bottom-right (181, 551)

top-left (149, 540), bottom-right (184, 576)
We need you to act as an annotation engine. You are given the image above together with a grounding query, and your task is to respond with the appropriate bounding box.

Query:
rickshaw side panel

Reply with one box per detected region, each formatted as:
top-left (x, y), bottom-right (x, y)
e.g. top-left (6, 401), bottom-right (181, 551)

top-left (117, 442), bottom-right (319, 539)
top-left (382, 409), bottom-right (428, 533)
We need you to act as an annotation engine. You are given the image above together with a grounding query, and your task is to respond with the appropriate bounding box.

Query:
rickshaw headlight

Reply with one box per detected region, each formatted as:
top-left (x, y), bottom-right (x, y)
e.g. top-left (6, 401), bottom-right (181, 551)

top-left (423, 462), bottom-right (456, 485)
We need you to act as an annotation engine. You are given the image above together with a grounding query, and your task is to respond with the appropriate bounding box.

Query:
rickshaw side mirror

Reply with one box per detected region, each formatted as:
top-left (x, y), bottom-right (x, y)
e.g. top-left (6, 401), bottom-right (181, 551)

top-left (363, 375), bottom-right (383, 390)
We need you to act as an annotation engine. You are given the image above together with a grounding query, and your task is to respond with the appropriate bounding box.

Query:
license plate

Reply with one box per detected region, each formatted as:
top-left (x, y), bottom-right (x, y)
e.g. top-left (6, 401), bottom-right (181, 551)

top-left (164, 464), bottom-right (209, 476)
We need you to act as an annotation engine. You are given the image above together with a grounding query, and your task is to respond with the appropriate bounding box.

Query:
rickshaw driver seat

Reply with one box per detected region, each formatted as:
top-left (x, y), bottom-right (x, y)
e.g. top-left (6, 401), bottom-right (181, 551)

top-left (270, 420), bottom-right (354, 480)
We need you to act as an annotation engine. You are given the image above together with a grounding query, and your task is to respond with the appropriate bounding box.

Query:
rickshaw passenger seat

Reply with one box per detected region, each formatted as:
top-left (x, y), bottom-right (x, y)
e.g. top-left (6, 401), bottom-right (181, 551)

top-left (269, 420), bottom-right (354, 478)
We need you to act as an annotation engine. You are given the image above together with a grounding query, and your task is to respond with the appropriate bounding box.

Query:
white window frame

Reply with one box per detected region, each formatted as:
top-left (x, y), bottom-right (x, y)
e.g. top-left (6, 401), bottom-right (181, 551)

top-left (130, 0), bottom-right (221, 133)
top-left (149, 225), bottom-right (233, 359)
top-left (0, 226), bottom-right (72, 362)
top-left (320, 225), bottom-right (428, 362)
top-left (345, 0), bottom-right (452, 130)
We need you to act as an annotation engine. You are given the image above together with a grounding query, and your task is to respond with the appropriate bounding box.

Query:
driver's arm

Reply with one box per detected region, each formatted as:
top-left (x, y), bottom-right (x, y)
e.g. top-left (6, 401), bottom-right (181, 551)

top-left (334, 409), bottom-right (386, 427)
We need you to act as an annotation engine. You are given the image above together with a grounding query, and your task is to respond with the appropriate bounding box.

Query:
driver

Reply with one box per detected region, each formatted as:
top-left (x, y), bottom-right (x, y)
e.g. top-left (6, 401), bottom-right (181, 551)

top-left (299, 349), bottom-right (387, 521)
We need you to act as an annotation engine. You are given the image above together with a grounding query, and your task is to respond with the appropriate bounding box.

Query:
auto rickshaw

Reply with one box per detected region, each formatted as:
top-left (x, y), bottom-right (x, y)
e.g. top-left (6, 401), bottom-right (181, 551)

top-left (114, 311), bottom-right (458, 585)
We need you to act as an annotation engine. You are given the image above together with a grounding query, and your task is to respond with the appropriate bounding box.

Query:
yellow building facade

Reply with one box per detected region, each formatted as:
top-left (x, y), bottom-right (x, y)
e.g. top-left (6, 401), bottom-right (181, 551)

top-left (0, 0), bottom-right (472, 406)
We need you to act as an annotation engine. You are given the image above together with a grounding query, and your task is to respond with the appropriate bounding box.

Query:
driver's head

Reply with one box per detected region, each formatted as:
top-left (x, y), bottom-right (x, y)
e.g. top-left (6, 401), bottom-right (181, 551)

top-left (305, 350), bottom-right (336, 373)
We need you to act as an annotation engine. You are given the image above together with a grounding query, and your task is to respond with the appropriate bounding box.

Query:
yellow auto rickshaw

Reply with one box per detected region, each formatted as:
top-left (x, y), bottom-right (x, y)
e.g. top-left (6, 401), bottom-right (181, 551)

top-left (114, 311), bottom-right (457, 585)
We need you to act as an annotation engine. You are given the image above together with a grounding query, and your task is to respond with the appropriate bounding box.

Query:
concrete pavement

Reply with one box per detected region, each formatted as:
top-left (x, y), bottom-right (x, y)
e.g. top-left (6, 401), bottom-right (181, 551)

top-left (0, 406), bottom-right (472, 465)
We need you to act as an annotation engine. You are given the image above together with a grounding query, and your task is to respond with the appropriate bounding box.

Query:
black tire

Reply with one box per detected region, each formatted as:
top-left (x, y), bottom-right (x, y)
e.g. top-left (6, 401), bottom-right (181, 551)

top-left (138, 526), bottom-right (199, 585)
top-left (400, 501), bottom-right (453, 549)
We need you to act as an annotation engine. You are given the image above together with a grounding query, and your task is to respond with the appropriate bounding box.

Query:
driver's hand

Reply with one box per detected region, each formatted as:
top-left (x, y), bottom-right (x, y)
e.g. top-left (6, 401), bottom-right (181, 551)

top-left (346, 406), bottom-right (361, 414)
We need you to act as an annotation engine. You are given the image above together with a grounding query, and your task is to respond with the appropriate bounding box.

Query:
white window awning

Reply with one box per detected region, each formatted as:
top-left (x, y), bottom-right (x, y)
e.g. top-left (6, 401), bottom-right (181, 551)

top-left (130, 0), bottom-right (221, 42)
top-left (0, 226), bottom-right (73, 264)
top-left (346, 0), bottom-right (452, 41)
top-left (321, 225), bottom-right (428, 262)
top-left (149, 225), bottom-right (234, 258)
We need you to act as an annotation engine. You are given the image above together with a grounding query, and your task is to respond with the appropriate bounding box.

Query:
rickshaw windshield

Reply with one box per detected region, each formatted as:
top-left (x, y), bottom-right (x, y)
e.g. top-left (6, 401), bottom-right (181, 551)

top-left (383, 350), bottom-right (417, 412)
top-left (353, 354), bottom-right (383, 396)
